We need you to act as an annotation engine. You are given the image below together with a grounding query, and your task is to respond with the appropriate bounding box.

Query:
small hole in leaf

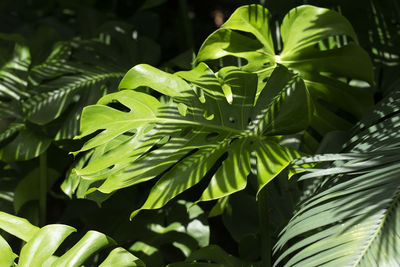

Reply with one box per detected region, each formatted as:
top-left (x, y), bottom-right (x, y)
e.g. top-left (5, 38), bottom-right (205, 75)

top-left (229, 138), bottom-right (238, 145)
top-left (206, 132), bottom-right (219, 141)
top-left (107, 100), bottom-right (130, 112)
top-left (263, 62), bottom-right (271, 67)
top-left (123, 130), bottom-right (136, 137)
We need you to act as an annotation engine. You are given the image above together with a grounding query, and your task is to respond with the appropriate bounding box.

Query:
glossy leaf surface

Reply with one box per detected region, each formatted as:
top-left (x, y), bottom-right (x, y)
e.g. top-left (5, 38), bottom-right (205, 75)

top-left (275, 86), bottom-right (400, 266)
top-left (74, 63), bottom-right (311, 217)
top-left (197, 5), bottom-right (374, 149)
top-left (0, 211), bottom-right (143, 267)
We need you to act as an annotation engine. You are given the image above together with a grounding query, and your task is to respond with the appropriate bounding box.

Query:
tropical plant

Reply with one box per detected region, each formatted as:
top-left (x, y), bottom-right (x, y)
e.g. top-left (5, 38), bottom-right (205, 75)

top-left (70, 4), bottom-right (374, 220)
top-left (196, 4), bottom-right (374, 152)
top-left (0, 21), bottom-right (159, 162)
top-left (71, 62), bottom-right (311, 216)
top-left (273, 84), bottom-right (400, 266)
top-left (1, 0), bottom-right (399, 266)
top-left (0, 211), bottom-right (144, 266)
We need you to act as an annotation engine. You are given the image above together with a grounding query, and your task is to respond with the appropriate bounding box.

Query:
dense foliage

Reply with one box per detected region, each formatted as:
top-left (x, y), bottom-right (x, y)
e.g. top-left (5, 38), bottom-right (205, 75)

top-left (0, 0), bottom-right (399, 266)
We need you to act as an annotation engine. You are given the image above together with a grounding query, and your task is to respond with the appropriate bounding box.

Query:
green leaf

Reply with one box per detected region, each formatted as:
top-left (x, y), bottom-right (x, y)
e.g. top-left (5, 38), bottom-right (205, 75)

top-left (0, 34), bottom-right (31, 101)
top-left (51, 231), bottom-right (115, 266)
top-left (221, 5), bottom-right (274, 56)
top-left (18, 224), bottom-right (76, 267)
top-left (0, 211), bottom-right (39, 242)
top-left (274, 86), bottom-right (400, 266)
top-left (196, 4), bottom-right (374, 144)
top-left (74, 63), bottom-right (311, 216)
top-left (0, 235), bottom-right (16, 266)
top-left (0, 212), bottom-right (142, 266)
top-left (23, 40), bottom-right (125, 141)
top-left (14, 168), bottom-right (59, 212)
top-left (0, 127), bottom-right (51, 162)
top-left (199, 139), bottom-right (251, 201)
top-left (279, 5), bottom-right (357, 56)
top-left (99, 247), bottom-right (145, 267)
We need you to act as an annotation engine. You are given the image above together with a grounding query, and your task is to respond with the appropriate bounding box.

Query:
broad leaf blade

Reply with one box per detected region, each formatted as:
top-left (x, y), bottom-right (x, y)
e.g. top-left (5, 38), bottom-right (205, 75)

top-left (18, 224), bottom-right (76, 267)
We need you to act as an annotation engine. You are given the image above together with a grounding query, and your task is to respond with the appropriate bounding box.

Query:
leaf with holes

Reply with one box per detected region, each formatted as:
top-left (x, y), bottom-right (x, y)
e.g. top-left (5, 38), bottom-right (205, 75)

top-left (73, 62), bottom-right (312, 217)
top-left (0, 211), bottom-right (145, 266)
top-left (196, 4), bottom-right (374, 152)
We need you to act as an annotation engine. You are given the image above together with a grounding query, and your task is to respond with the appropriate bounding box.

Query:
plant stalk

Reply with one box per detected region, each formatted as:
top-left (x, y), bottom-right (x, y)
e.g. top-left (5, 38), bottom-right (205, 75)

top-left (178, 0), bottom-right (195, 67)
top-left (39, 152), bottom-right (47, 226)
top-left (258, 186), bottom-right (271, 266)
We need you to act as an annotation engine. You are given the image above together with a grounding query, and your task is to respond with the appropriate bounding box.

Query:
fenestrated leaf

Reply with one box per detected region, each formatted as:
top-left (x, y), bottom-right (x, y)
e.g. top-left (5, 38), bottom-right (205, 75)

top-left (73, 63), bottom-right (312, 217)
top-left (0, 211), bottom-right (39, 242)
top-left (255, 139), bottom-right (302, 196)
top-left (18, 224), bottom-right (76, 267)
top-left (0, 212), bottom-right (142, 266)
top-left (274, 86), bottom-right (400, 266)
top-left (99, 247), bottom-right (145, 267)
top-left (199, 138), bottom-right (251, 202)
top-left (50, 230), bottom-right (115, 267)
top-left (279, 5), bottom-right (357, 56)
top-left (197, 4), bottom-right (374, 146)
top-left (0, 235), bottom-right (15, 266)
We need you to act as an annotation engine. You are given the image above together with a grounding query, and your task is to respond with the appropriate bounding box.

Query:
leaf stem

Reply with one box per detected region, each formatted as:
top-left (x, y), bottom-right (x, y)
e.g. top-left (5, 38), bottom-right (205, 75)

top-left (39, 152), bottom-right (47, 226)
top-left (258, 186), bottom-right (271, 266)
top-left (178, 0), bottom-right (195, 67)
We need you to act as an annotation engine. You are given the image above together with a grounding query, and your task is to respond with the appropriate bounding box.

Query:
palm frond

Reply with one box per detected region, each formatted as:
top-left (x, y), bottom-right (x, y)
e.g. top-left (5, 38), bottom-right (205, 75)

top-left (0, 26), bottom-right (144, 160)
top-left (274, 86), bottom-right (400, 266)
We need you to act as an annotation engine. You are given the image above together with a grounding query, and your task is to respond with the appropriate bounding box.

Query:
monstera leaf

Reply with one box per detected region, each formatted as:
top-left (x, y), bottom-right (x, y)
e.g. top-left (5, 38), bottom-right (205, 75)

top-left (71, 63), bottom-right (312, 217)
top-left (273, 85), bottom-right (400, 265)
top-left (0, 211), bottom-right (144, 266)
top-left (196, 4), bottom-right (374, 151)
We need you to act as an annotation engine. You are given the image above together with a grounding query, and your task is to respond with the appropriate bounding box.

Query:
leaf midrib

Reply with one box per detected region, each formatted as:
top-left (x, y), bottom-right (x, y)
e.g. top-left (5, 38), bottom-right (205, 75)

top-left (115, 117), bottom-right (246, 136)
top-left (352, 188), bottom-right (400, 266)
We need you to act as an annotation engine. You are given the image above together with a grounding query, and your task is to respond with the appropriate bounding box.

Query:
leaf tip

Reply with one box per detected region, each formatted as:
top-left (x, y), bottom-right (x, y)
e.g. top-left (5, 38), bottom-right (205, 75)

top-left (130, 209), bottom-right (141, 220)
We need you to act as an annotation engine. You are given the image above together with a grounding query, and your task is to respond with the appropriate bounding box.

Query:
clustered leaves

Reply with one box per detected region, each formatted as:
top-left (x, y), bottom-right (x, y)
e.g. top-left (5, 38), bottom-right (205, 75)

top-left (197, 4), bottom-right (374, 151)
top-left (274, 86), bottom-right (400, 266)
top-left (0, 211), bottom-right (144, 266)
top-left (2, 1), bottom-right (398, 266)
top-left (71, 4), bottom-right (373, 218)
top-left (72, 63), bottom-right (311, 217)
